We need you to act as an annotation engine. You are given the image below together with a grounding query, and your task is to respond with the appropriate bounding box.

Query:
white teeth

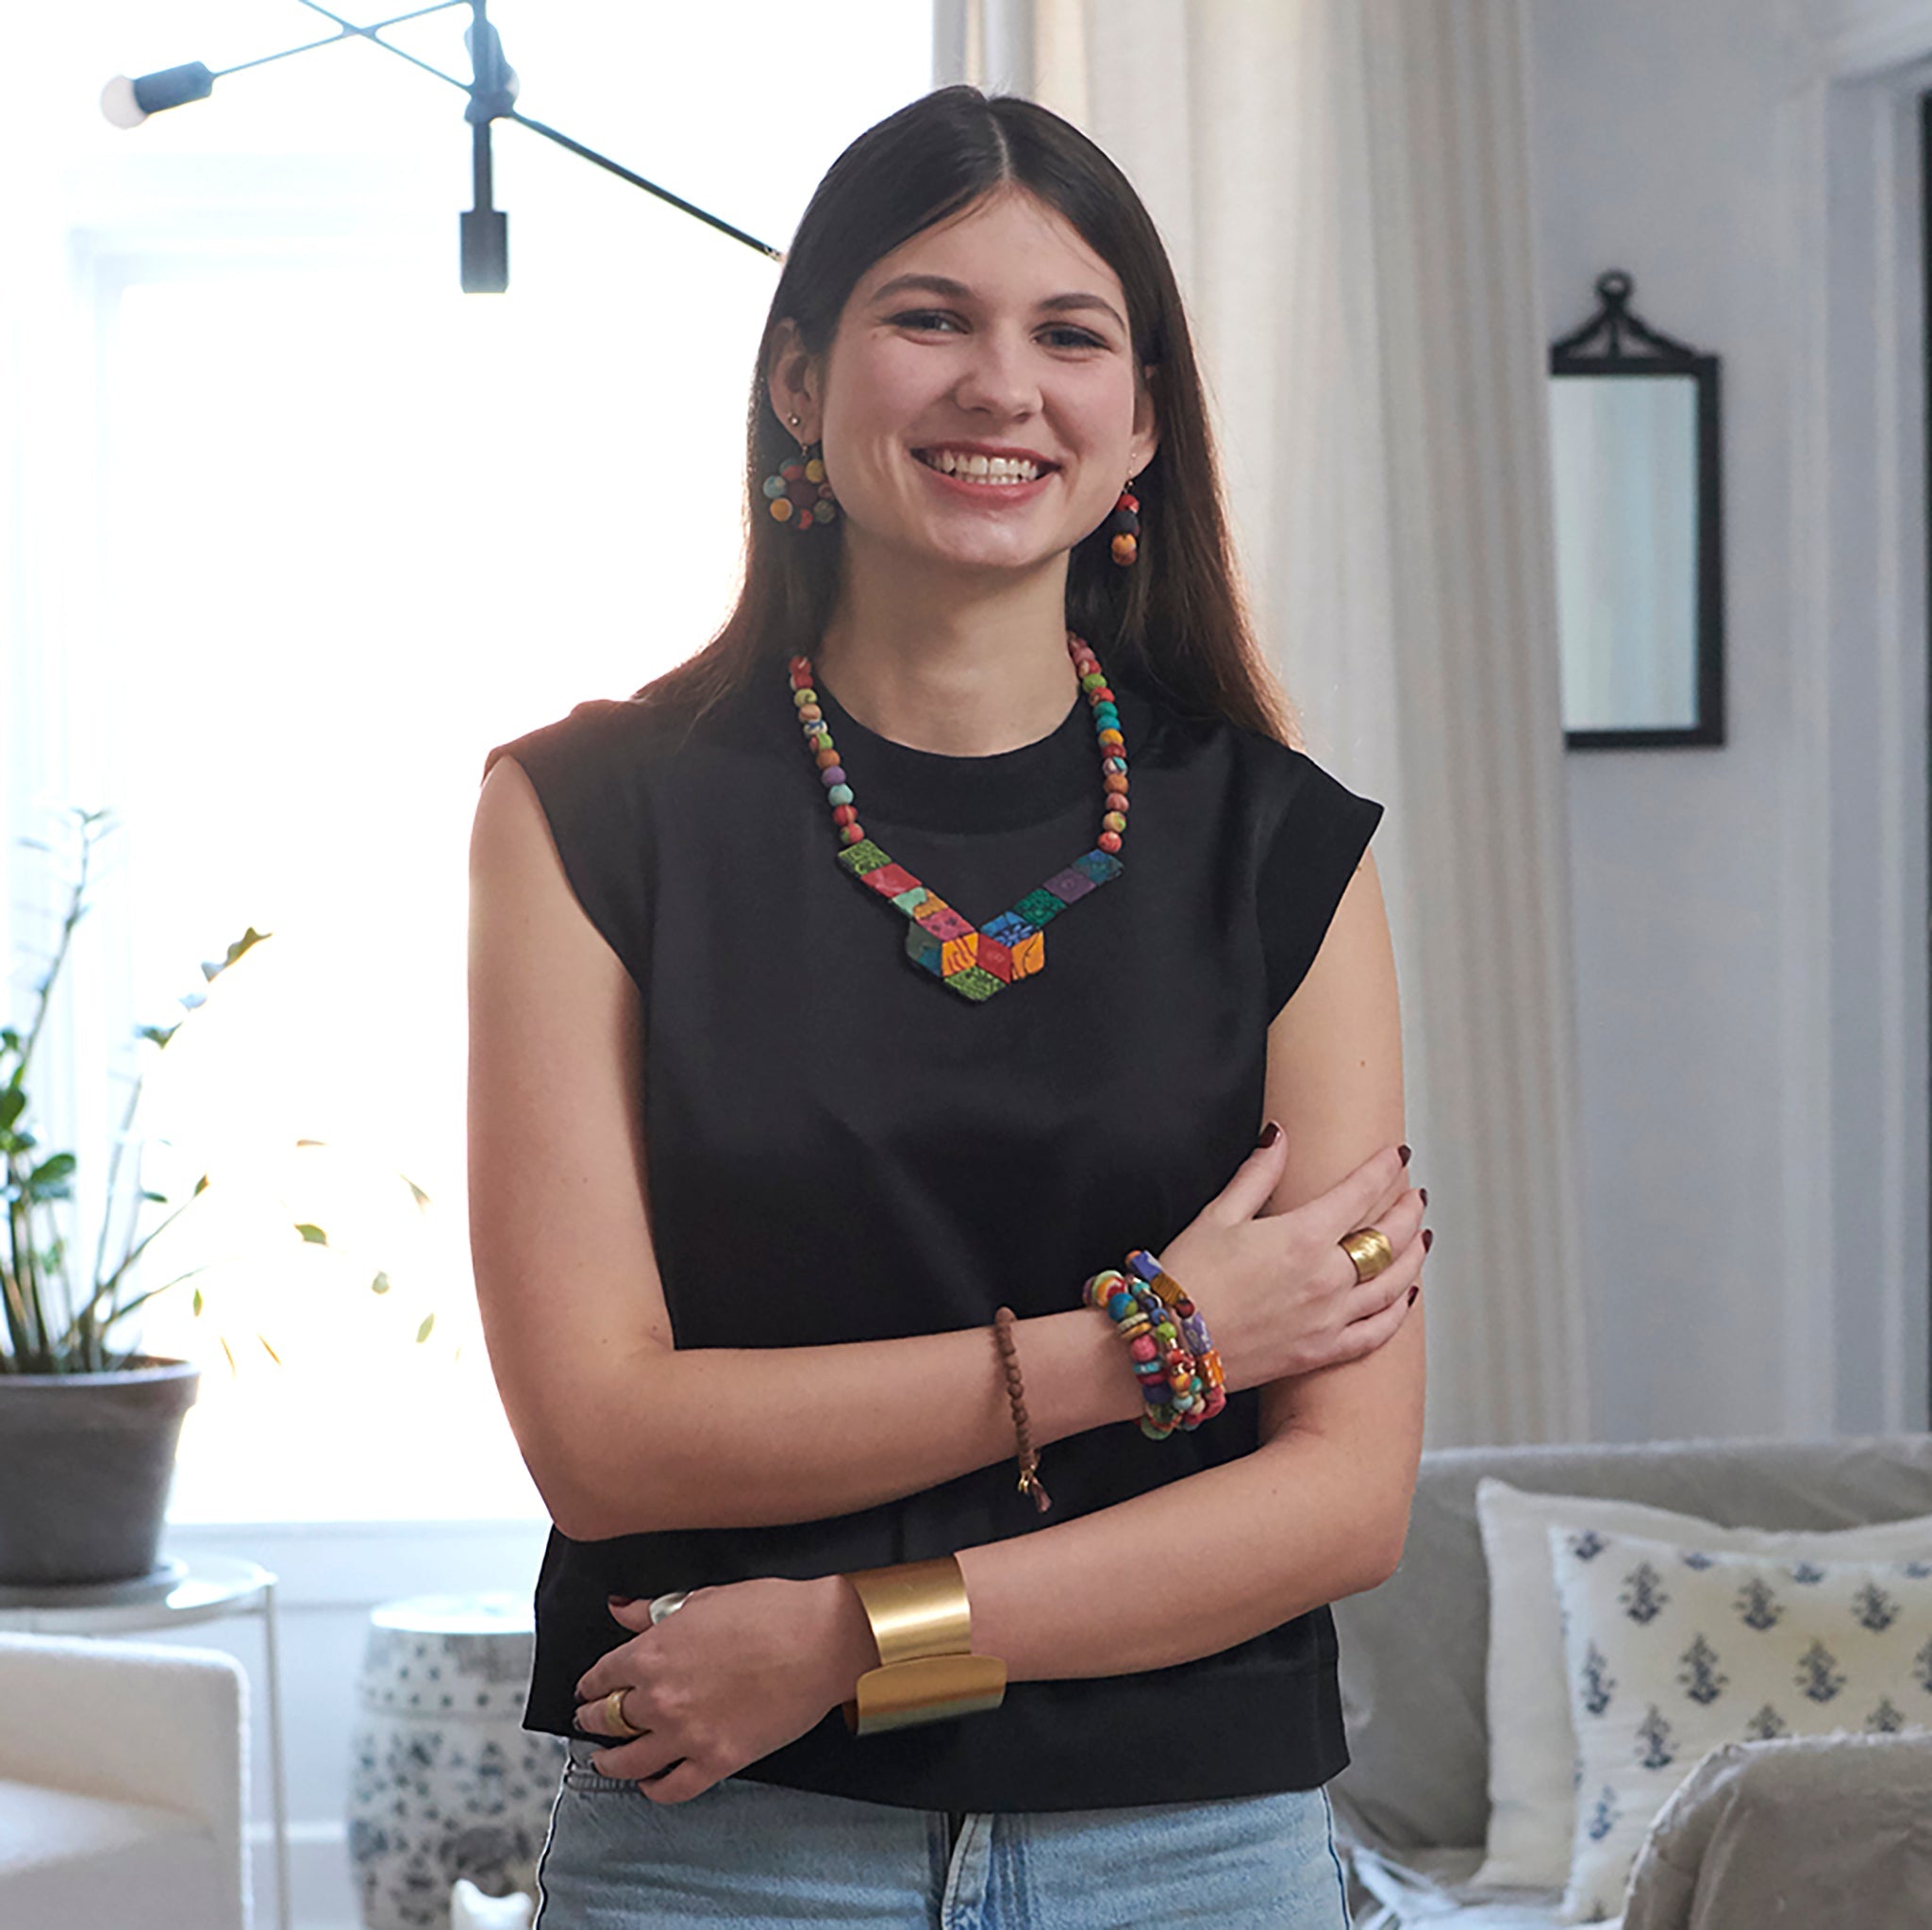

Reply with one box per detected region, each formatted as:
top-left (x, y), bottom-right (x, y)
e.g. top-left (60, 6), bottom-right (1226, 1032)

top-left (919, 449), bottom-right (1042, 484)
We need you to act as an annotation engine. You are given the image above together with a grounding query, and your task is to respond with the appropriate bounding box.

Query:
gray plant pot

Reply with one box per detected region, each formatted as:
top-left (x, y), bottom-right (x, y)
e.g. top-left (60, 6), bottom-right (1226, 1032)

top-left (0, 1357), bottom-right (200, 1586)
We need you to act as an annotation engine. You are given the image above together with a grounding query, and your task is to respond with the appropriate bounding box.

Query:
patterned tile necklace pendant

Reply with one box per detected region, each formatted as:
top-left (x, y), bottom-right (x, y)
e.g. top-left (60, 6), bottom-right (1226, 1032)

top-left (788, 632), bottom-right (1129, 1003)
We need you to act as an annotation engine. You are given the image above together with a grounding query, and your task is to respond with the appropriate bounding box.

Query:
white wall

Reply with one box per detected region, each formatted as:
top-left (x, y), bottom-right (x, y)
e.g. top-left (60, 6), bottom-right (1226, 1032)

top-left (1525, 0), bottom-right (1932, 1440)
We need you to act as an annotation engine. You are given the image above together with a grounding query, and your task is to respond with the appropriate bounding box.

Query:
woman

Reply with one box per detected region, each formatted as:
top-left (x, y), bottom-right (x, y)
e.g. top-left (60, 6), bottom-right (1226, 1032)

top-left (468, 84), bottom-right (1426, 1929)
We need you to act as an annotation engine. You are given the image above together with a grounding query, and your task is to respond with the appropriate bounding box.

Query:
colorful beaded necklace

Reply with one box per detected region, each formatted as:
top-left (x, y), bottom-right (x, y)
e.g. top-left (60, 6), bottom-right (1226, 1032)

top-left (788, 632), bottom-right (1129, 1003)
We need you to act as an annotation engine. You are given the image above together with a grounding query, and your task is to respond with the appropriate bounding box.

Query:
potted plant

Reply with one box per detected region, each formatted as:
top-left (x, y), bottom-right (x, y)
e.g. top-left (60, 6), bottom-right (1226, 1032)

top-left (0, 807), bottom-right (431, 1587)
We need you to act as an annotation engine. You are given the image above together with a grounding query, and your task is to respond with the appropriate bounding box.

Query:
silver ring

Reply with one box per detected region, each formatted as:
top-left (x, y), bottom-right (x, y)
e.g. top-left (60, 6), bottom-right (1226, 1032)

top-left (647, 1590), bottom-right (690, 1626)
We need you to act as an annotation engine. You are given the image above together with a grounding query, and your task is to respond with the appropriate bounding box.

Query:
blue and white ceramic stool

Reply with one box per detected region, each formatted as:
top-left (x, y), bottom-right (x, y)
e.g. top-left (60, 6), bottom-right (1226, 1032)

top-left (347, 1591), bottom-right (563, 1930)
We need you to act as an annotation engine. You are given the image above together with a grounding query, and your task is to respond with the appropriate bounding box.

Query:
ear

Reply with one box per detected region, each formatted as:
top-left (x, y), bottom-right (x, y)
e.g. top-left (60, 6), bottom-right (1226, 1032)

top-left (1130, 364), bottom-right (1160, 479)
top-left (765, 318), bottom-right (823, 444)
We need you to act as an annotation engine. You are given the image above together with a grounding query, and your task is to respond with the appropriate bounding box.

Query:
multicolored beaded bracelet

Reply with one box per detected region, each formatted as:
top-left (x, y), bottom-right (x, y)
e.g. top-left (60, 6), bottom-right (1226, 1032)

top-left (1124, 1248), bottom-right (1227, 1420)
top-left (1083, 1273), bottom-right (1175, 1435)
top-left (1123, 1280), bottom-right (1201, 1439)
top-left (1083, 1261), bottom-right (1227, 1440)
top-left (1120, 1252), bottom-right (1221, 1406)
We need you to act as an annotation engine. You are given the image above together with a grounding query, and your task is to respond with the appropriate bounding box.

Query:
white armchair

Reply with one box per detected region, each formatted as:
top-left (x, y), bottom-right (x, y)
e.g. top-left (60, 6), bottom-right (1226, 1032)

top-left (0, 1631), bottom-right (249, 1930)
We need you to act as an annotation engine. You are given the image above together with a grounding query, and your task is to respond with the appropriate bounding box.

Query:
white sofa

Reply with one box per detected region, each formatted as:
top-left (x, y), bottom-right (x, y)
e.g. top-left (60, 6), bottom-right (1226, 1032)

top-left (1326, 1432), bottom-right (1932, 1928)
top-left (0, 1631), bottom-right (249, 1930)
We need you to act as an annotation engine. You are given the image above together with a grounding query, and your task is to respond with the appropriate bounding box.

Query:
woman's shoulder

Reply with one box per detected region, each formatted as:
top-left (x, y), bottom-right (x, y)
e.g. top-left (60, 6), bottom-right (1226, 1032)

top-left (480, 683), bottom-right (760, 791)
top-left (1128, 675), bottom-right (1365, 811)
top-left (480, 693), bottom-right (666, 781)
top-left (1229, 724), bottom-right (1372, 811)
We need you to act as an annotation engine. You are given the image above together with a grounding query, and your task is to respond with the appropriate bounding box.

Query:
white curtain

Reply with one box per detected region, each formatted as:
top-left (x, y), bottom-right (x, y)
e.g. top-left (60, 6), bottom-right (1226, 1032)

top-left (986, 0), bottom-right (1593, 1446)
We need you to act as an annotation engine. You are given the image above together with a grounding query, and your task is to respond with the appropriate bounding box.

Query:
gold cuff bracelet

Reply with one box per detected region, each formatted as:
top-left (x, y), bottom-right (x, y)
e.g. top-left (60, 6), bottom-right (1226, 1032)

top-left (840, 1555), bottom-right (1008, 1737)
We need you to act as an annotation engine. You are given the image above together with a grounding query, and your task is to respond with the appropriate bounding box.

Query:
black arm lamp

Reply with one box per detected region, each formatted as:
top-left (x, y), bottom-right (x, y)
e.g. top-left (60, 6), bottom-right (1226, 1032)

top-left (100, 0), bottom-right (782, 291)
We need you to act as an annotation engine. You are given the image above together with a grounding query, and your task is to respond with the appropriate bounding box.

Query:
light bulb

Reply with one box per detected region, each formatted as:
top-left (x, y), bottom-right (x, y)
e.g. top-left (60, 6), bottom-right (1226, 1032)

top-left (100, 75), bottom-right (147, 129)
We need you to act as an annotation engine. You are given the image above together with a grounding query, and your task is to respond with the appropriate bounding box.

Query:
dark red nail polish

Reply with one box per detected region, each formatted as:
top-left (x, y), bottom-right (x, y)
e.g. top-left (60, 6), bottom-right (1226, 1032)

top-left (1419, 1188), bottom-right (1428, 1208)
top-left (1422, 1228), bottom-right (1434, 1252)
top-left (1257, 1120), bottom-right (1281, 1149)
top-left (1398, 1144), bottom-right (1412, 1165)
top-left (1407, 1283), bottom-right (1420, 1306)
top-left (608, 1594), bottom-right (634, 1607)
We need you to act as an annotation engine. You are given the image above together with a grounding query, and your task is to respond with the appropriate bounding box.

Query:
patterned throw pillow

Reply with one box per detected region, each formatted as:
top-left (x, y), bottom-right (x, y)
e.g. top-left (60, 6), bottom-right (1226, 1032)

top-left (1546, 1524), bottom-right (1932, 1922)
top-left (1471, 1480), bottom-right (1932, 1890)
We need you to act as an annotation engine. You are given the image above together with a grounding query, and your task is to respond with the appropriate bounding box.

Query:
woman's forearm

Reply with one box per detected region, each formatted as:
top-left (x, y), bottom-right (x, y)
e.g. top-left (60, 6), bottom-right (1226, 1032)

top-left (540, 1307), bottom-right (1143, 1539)
top-left (793, 1424), bottom-right (1411, 1728)
top-left (941, 1300), bottom-right (1427, 1687)
top-left (953, 1426), bottom-right (1406, 1682)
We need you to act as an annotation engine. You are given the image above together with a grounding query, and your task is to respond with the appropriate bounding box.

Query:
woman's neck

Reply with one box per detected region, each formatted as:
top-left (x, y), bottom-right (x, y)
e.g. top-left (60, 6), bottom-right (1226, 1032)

top-left (811, 541), bottom-right (1081, 757)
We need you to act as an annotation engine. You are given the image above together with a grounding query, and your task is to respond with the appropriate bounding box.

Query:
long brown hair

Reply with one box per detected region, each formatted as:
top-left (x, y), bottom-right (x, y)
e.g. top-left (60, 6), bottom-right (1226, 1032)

top-left (632, 85), bottom-right (1295, 749)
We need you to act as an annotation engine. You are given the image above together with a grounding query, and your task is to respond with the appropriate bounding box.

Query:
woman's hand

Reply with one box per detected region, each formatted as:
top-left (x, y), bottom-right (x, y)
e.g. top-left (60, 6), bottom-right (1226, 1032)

top-left (572, 1575), bottom-right (876, 1805)
top-left (1155, 1134), bottom-right (1426, 1391)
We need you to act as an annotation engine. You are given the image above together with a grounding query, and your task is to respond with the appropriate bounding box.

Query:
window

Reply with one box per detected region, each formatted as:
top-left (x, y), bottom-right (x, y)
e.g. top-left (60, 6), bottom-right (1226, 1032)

top-left (7, 2), bottom-right (934, 1520)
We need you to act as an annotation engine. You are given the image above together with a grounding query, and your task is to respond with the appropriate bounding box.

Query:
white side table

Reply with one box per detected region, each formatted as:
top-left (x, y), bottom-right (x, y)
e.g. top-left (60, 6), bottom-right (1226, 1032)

top-left (0, 1555), bottom-right (291, 1930)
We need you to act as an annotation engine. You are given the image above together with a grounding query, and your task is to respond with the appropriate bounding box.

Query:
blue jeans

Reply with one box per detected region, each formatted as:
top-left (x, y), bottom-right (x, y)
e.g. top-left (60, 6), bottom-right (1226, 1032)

top-left (534, 1736), bottom-right (1351, 1928)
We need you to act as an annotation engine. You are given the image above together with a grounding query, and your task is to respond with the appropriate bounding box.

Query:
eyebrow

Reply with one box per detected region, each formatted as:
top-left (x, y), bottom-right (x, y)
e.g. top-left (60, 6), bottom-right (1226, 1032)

top-left (868, 273), bottom-right (1127, 334)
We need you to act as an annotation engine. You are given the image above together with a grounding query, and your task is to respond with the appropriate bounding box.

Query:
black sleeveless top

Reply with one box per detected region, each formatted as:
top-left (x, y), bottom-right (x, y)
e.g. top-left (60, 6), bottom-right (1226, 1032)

top-left (482, 655), bottom-right (1384, 1813)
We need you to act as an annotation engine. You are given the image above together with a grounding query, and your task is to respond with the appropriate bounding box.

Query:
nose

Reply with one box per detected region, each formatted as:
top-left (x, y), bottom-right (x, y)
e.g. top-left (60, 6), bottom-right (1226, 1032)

top-left (952, 324), bottom-right (1041, 421)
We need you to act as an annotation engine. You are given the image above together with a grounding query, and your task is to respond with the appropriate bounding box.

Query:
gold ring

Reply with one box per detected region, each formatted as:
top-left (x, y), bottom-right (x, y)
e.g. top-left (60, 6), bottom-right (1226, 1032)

top-left (603, 1686), bottom-right (644, 1739)
top-left (1340, 1226), bottom-right (1394, 1284)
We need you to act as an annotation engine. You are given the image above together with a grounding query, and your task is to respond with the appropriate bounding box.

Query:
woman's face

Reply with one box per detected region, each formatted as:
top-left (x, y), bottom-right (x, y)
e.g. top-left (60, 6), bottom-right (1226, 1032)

top-left (780, 186), bottom-right (1158, 578)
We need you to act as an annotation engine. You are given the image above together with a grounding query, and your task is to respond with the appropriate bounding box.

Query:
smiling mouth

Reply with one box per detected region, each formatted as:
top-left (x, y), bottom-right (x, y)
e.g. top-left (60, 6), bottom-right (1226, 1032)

top-left (912, 447), bottom-right (1055, 486)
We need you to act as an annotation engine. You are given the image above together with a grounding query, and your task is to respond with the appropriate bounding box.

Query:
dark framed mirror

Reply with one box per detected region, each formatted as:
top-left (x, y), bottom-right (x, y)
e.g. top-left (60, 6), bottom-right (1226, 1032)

top-left (1549, 271), bottom-right (1725, 748)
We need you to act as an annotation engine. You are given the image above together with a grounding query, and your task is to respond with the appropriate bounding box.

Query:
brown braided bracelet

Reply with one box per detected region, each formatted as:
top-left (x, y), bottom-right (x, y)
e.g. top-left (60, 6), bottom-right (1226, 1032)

top-left (991, 1307), bottom-right (1051, 1513)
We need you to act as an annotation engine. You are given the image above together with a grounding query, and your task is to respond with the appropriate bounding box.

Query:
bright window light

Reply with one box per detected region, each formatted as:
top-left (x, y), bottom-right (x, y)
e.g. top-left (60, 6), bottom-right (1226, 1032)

top-left (8, 2), bottom-right (934, 1521)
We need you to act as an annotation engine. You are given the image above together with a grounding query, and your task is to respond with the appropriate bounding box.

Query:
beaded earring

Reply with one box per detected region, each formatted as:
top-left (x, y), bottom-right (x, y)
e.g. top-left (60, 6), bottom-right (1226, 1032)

top-left (762, 412), bottom-right (840, 531)
top-left (1108, 475), bottom-right (1141, 567)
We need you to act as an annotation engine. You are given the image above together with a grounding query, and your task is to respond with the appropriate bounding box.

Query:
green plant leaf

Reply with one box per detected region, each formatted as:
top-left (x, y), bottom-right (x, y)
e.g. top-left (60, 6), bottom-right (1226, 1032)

top-left (192, 1287), bottom-right (204, 1316)
top-left (26, 1155), bottom-right (75, 1202)
top-left (294, 1223), bottom-right (327, 1246)
top-left (179, 990), bottom-right (206, 1011)
top-left (137, 1022), bottom-right (181, 1049)
top-left (415, 1313), bottom-right (435, 1344)
top-left (203, 926), bottom-right (271, 982)
top-left (401, 1172), bottom-right (431, 1210)
top-left (141, 1189), bottom-right (168, 1204)
top-left (0, 1090), bottom-right (24, 1133)
top-left (370, 1271), bottom-right (391, 1295)
top-left (193, 1174), bottom-right (209, 1196)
